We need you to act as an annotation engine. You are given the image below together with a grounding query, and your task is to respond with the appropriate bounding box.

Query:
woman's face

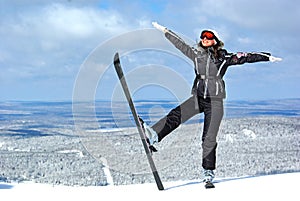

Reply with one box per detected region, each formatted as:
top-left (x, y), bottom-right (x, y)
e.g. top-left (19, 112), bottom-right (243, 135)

top-left (201, 37), bottom-right (216, 47)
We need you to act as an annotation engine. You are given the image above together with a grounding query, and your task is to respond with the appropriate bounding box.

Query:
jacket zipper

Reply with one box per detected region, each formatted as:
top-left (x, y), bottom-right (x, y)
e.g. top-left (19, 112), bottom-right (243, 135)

top-left (203, 51), bottom-right (211, 99)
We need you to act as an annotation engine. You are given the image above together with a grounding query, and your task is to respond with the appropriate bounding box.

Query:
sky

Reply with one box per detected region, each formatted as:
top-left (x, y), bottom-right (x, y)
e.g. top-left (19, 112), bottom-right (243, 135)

top-left (1, 0), bottom-right (300, 101)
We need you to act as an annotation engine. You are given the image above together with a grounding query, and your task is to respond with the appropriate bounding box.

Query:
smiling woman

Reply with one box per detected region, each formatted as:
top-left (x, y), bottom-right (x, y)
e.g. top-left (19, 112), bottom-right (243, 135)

top-left (146, 21), bottom-right (281, 187)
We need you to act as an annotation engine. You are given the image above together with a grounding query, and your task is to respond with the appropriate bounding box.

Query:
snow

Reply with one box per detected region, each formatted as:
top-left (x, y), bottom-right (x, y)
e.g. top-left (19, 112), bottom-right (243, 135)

top-left (1, 172), bottom-right (299, 201)
top-left (101, 157), bottom-right (114, 185)
top-left (242, 128), bottom-right (257, 139)
top-left (57, 149), bottom-right (84, 157)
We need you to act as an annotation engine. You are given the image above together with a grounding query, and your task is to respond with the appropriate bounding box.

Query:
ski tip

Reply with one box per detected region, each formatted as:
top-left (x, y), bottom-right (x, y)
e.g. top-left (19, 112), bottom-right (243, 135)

top-left (113, 52), bottom-right (120, 65)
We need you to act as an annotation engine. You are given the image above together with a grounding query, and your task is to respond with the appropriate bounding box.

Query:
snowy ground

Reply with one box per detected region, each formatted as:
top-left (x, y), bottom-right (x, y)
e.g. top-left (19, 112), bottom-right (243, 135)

top-left (1, 116), bottom-right (299, 186)
top-left (1, 172), bottom-right (299, 201)
top-left (1, 100), bottom-right (299, 201)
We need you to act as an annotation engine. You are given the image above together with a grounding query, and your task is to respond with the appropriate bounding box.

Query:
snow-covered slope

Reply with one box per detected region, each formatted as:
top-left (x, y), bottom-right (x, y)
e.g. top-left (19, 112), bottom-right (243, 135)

top-left (1, 172), bottom-right (299, 201)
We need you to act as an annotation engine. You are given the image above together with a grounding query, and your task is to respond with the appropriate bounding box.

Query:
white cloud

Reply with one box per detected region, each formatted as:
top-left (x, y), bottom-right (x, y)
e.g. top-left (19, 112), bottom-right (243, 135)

top-left (42, 4), bottom-right (128, 39)
top-left (0, 3), bottom-right (136, 80)
top-left (196, 0), bottom-right (298, 31)
top-left (5, 3), bottom-right (131, 48)
top-left (1, 0), bottom-right (299, 100)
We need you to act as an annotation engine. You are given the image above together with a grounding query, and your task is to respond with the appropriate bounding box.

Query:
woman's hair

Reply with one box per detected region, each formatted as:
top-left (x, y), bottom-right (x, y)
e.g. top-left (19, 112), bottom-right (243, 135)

top-left (197, 40), bottom-right (224, 58)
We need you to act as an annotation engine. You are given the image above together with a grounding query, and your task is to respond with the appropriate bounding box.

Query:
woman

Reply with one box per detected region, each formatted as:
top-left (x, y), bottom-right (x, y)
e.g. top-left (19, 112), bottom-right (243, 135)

top-left (142, 22), bottom-right (282, 186)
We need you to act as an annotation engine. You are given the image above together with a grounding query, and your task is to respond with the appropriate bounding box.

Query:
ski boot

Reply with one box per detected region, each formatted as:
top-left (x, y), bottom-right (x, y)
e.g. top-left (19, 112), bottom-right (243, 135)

top-left (138, 117), bottom-right (158, 152)
top-left (203, 169), bottom-right (215, 189)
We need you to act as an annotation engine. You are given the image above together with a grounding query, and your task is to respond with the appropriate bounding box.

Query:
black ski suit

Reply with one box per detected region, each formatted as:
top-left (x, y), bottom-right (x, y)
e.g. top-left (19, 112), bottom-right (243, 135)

top-left (151, 30), bottom-right (270, 170)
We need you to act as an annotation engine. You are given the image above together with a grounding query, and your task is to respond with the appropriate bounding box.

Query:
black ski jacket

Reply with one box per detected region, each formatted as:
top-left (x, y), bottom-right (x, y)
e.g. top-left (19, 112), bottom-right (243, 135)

top-left (165, 30), bottom-right (270, 99)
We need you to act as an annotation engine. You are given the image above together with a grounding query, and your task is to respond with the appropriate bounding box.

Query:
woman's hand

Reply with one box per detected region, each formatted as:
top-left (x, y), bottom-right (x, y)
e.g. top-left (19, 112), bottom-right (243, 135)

top-left (269, 56), bottom-right (283, 62)
top-left (152, 22), bottom-right (167, 33)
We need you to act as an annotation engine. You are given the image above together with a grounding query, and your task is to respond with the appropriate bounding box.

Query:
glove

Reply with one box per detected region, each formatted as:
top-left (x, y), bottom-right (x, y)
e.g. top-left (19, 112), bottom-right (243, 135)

top-left (269, 56), bottom-right (282, 62)
top-left (152, 22), bottom-right (167, 33)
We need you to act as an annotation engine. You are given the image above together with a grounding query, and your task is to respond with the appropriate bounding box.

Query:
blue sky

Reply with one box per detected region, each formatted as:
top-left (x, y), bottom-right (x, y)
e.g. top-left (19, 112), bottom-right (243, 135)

top-left (1, 0), bottom-right (299, 101)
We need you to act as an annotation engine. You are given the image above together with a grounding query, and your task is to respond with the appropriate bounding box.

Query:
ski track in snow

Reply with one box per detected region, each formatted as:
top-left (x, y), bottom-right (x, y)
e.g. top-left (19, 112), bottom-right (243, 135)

top-left (0, 172), bottom-right (299, 201)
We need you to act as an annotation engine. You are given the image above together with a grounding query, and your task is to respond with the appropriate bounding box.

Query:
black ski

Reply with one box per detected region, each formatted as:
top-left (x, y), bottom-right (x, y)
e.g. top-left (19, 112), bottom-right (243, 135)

top-left (113, 52), bottom-right (164, 191)
top-left (205, 181), bottom-right (215, 189)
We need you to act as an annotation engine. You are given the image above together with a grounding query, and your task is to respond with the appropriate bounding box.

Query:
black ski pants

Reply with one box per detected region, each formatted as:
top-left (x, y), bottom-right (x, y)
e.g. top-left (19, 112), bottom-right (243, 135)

top-left (151, 95), bottom-right (223, 170)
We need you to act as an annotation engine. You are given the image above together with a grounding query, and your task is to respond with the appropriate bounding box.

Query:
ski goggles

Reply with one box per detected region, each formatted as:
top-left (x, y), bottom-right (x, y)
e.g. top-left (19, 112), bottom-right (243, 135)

top-left (200, 30), bottom-right (215, 40)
